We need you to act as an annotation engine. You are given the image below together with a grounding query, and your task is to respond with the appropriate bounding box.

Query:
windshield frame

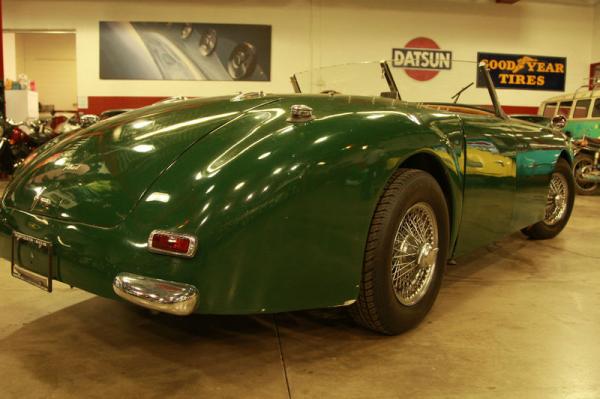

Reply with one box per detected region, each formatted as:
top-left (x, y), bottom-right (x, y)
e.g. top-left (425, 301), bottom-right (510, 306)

top-left (291, 60), bottom-right (507, 120)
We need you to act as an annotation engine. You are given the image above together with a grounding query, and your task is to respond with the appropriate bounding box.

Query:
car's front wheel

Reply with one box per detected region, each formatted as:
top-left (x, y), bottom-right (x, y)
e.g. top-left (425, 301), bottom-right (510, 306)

top-left (350, 169), bottom-right (449, 335)
top-left (522, 158), bottom-right (575, 240)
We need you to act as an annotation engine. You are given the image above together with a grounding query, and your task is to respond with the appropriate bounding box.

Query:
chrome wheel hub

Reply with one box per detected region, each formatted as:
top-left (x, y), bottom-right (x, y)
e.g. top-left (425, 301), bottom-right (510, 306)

top-left (417, 242), bottom-right (438, 270)
top-left (544, 173), bottom-right (568, 226)
top-left (391, 202), bottom-right (439, 306)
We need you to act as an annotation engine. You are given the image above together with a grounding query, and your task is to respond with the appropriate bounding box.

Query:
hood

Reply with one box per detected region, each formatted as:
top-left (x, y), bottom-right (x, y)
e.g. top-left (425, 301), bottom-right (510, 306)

top-left (3, 96), bottom-right (276, 227)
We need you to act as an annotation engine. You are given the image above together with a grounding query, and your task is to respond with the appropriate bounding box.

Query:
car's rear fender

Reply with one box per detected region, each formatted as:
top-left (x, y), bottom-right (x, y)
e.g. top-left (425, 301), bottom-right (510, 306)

top-left (120, 98), bottom-right (465, 314)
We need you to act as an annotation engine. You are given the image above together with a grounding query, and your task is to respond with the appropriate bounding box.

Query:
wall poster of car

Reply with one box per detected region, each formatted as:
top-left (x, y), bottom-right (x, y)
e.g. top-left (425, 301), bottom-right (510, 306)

top-left (99, 21), bottom-right (272, 81)
top-left (476, 52), bottom-right (566, 91)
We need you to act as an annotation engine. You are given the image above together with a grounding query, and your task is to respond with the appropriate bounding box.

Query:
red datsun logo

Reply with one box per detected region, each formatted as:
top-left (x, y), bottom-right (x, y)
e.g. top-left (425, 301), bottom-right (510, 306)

top-left (392, 37), bottom-right (453, 81)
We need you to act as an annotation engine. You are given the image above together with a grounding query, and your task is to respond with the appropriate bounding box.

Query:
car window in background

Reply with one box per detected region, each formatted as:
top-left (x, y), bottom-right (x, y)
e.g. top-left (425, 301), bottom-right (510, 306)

top-left (557, 101), bottom-right (573, 117)
top-left (573, 99), bottom-right (591, 119)
top-left (543, 103), bottom-right (557, 117)
top-left (592, 99), bottom-right (600, 118)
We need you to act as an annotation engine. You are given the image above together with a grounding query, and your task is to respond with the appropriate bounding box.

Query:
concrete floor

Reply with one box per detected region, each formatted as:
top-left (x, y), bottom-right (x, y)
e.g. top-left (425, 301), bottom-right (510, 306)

top-left (0, 187), bottom-right (599, 398)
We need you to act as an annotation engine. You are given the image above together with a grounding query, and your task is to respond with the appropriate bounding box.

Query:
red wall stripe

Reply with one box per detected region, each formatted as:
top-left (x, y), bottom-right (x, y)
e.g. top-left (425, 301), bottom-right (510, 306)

top-left (501, 105), bottom-right (539, 115)
top-left (80, 96), bottom-right (168, 115)
top-left (79, 96), bottom-right (540, 116)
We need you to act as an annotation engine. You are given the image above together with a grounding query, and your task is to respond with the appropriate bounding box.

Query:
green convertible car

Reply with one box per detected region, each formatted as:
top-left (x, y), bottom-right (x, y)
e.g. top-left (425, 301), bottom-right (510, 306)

top-left (0, 61), bottom-right (574, 334)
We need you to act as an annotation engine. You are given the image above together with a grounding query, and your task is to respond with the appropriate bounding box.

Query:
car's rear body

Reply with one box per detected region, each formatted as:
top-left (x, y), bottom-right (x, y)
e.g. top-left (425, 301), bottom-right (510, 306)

top-left (0, 93), bottom-right (569, 315)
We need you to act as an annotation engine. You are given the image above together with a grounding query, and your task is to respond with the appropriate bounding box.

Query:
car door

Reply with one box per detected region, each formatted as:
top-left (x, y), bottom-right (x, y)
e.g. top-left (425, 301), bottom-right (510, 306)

top-left (453, 115), bottom-right (520, 257)
top-left (510, 122), bottom-right (563, 230)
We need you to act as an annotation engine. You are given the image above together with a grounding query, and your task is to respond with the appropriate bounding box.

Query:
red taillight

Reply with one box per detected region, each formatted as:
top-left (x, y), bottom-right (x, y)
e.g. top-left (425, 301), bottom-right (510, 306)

top-left (153, 234), bottom-right (190, 253)
top-left (148, 230), bottom-right (197, 258)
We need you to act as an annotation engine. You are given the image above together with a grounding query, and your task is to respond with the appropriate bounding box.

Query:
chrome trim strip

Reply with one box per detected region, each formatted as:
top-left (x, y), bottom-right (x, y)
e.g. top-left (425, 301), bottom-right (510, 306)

top-left (147, 230), bottom-right (198, 258)
top-left (113, 273), bottom-right (199, 316)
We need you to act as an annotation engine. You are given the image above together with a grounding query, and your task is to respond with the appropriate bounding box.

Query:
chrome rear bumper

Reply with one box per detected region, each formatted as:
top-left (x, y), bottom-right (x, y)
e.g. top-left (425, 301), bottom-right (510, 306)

top-left (112, 272), bottom-right (199, 316)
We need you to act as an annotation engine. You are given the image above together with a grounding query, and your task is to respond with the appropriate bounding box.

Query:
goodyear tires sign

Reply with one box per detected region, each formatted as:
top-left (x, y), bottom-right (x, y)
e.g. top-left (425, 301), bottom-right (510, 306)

top-left (477, 52), bottom-right (566, 91)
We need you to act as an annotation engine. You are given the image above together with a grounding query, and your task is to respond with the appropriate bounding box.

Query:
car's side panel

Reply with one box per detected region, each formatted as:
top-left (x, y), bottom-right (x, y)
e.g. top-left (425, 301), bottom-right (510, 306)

top-left (453, 115), bottom-right (519, 257)
top-left (453, 117), bottom-right (569, 257)
top-left (419, 114), bottom-right (465, 248)
top-left (510, 122), bottom-right (569, 230)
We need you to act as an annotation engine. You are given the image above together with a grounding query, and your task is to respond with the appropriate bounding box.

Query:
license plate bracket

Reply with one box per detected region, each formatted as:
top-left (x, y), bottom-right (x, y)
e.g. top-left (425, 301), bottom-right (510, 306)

top-left (11, 231), bottom-right (53, 292)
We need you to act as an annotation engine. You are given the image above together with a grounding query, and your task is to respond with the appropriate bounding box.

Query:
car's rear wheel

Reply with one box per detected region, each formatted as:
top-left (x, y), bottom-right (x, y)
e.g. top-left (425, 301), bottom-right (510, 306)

top-left (573, 153), bottom-right (598, 195)
top-left (350, 169), bottom-right (449, 335)
top-left (522, 158), bottom-right (574, 240)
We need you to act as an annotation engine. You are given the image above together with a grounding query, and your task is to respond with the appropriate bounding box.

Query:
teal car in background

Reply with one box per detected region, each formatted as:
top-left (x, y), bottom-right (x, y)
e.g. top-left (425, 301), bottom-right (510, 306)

top-left (539, 88), bottom-right (600, 139)
top-left (540, 88), bottom-right (600, 194)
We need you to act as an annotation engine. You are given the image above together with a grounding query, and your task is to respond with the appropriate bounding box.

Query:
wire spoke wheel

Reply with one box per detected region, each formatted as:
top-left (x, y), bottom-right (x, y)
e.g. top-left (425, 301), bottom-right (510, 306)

top-left (522, 158), bottom-right (574, 240)
top-left (391, 202), bottom-right (439, 306)
top-left (351, 168), bottom-right (449, 334)
top-left (544, 172), bottom-right (569, 226)
top-left (574, 156), bottom-right (597, 192)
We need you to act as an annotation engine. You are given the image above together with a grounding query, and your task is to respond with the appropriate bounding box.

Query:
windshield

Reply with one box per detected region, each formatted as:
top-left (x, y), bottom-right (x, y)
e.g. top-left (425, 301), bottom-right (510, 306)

top-left (293, 60), bottom-right (500, 113)
top-left (293, 61), bottom-right (391, 98)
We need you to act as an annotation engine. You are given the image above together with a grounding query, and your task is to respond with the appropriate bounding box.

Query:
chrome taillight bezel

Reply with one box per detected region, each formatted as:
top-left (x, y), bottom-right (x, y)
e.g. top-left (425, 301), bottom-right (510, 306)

top-left (147, 230), bottom-right (198, 258)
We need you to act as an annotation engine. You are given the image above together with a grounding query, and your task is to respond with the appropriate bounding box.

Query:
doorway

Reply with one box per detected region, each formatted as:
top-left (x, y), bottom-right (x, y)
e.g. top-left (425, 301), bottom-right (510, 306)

top-left (3, 31), bottom-right (77, 121)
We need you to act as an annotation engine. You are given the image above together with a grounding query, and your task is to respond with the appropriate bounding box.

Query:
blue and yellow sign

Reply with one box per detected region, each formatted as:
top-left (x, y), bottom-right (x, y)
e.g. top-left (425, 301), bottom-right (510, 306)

top-left (477, 52), bottom-right (566, 91)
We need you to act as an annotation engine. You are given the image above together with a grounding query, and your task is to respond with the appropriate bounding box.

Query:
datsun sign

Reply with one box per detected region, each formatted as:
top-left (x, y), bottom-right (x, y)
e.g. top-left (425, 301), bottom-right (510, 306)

top-left (392, 37), bottom-right (452, 81)
top-left (477, 52), bottom-right (566, 91)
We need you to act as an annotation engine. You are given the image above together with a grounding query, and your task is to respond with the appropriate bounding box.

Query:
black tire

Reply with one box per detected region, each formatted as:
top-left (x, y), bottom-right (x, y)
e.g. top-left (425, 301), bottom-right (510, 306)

top-left (522, 158), bottom-right (574, 240)
top-left (573, 153), bottom-right (598, 195)
top-left (350, 169), bottom-right (449, 335)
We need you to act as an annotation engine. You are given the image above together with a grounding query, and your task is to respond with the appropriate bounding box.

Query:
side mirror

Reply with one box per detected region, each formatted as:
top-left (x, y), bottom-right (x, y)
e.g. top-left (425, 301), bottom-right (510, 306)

top-left (551, 114), bottom-right (567, 130)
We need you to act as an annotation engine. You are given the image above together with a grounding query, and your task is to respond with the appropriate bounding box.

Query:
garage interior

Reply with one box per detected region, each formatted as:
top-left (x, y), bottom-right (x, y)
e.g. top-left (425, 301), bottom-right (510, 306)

top-left (1, 0), bottom-right (600, 398)
top-left (1, 192), bottom-right (599, 398)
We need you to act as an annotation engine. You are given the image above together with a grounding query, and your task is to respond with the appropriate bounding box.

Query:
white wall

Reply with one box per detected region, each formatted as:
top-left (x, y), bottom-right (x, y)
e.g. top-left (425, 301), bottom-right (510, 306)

top-left (2, 32), bottom-right (17, 81)
top-left (593, 2), bottom-right (600, 62)
top-left (315, 0), bottom-right (593, 106)
top-left (3, 0), bottom-right (597, 107)
top-left (13, 33), bottom-right (78, 111)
